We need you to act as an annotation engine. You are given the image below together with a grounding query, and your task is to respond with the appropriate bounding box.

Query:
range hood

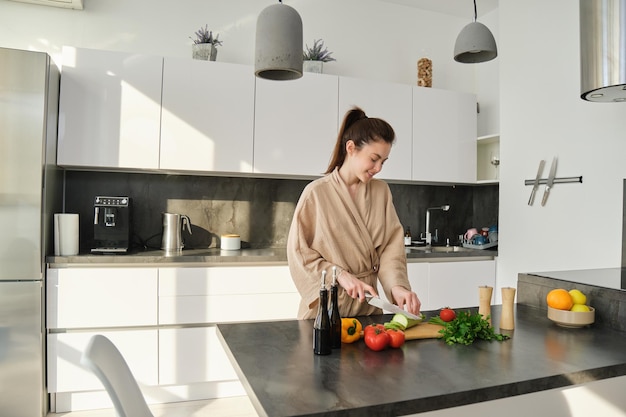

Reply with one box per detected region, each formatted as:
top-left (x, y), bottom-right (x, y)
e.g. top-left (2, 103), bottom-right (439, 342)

top-left (580, 0), bottom-right (626, 102)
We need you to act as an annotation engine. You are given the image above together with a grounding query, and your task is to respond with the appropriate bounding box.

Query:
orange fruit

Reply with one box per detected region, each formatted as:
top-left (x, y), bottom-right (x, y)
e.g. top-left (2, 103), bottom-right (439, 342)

top-left (546, 289), bottom-right (574, 310)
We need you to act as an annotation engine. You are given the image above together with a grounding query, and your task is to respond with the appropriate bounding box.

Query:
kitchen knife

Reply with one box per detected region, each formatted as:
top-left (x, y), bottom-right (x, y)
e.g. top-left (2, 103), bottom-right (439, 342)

top-left (366, 294), bottom-right (422, 320)
top-left (541, 157), bottom-right (558, 206)
top-left (528, 159), bottom-right (545, 206)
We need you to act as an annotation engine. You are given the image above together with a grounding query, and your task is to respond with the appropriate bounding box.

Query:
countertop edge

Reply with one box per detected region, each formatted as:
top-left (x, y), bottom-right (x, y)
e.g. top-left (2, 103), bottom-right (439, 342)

top-left (46, 247), bottom-right (496, 268)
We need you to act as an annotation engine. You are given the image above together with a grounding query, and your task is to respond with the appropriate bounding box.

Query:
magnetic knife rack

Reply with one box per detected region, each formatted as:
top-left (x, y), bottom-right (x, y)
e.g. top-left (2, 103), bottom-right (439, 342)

top-left (524, 176), bottom-right (583, 186)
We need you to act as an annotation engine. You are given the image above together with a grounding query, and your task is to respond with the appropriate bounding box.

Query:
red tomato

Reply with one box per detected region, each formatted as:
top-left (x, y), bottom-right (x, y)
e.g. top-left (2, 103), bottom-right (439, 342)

top-left (440, 308), bottom-right (456, 322)
top-left (364, 328), bottom-right (390, 351)
top-left (363, 323), bottom-right (386, 336)
top-left (385, 328), bottom-right (405, 348)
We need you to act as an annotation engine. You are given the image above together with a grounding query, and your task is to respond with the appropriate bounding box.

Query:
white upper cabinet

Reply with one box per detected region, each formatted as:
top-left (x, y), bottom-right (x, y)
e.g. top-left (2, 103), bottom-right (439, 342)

top-left (56, 47), bottom-right (478, 182)
top-left (254, 73), bottom-right (339, 177)
top-left (412, 87), bottom-right (477, 183)
top-left (338, 77), bottom-right (413, 181)
top-left (160, 58), bottom-right (255, 173)
top-left (57, 46), bottom-right (162, 169)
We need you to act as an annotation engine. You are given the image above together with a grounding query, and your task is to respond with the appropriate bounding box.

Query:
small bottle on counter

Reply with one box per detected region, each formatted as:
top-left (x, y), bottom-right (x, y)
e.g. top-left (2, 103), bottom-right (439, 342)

top-left (404, 227), bottom-right (412, 246)
top-left (313, 270), bottom-right (331, 355)
top-left (328, 266), bottom-right (342, 349)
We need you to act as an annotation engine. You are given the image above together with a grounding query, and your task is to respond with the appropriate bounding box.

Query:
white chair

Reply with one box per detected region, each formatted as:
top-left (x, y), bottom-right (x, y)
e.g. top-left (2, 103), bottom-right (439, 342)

top-left (80, 334), bottom-right (154, 417)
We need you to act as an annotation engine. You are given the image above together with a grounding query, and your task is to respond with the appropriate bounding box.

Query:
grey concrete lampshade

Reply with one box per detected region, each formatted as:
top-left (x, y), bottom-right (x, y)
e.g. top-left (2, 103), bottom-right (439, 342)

top-left (255, 2), bottom-right (303, 80)
top-left (454, 21), bottom-right (498, 63)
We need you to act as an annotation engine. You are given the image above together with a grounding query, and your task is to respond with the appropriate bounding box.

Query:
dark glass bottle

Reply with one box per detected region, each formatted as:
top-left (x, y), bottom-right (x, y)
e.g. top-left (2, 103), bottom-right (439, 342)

top-left (328, 266), bottom-right (342, 349)
top-left (313, 270), bottom-right (331, 355)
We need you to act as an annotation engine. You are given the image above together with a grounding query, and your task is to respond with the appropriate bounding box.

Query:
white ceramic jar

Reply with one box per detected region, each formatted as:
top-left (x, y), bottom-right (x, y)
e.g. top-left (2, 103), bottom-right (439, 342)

top-left (221, 234), bottom-right (241, 250)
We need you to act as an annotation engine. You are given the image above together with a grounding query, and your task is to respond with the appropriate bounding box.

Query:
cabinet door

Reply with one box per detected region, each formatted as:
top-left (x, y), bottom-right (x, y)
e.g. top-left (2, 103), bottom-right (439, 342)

top-left (412, 87), bottom-right (477, 183)
top-left (254, 73), bottom-right (338, 176)
top-left (160, 58), bottom-right (255, 173)
top-left (375, 263), bottom-right (429, 312)
top-left (407, 262), bottom-right (430, 310)
top-left (57, 46), bottom-right (162, 169)
top-left (158, 266), bottom-right (300, 324)
top-left (47, 267), bottom-right (158, 329)
top-left (338, 77), bottom-right (413, 181)
top-left (428, 260), bottom-right (495, 309)
top-left (47, 330), bottom-right (158, 393)
top-left (159, 327), bottom-right (238, 385)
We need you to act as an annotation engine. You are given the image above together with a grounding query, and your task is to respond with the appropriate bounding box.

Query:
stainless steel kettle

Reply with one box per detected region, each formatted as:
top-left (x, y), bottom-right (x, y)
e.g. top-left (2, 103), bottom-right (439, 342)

top-left (161, 212), bottom-right (192, 252)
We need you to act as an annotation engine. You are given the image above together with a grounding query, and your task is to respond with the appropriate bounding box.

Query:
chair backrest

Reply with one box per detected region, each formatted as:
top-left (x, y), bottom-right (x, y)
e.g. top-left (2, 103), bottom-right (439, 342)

top-left (80, 335), bottom-right (154, 417)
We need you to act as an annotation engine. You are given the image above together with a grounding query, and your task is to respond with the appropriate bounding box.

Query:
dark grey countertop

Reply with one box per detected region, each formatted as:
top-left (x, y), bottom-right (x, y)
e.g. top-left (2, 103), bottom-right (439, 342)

top-left (46, 245), bottom-right (496, 267)
top-left (217, 304), bottom-right (626, 417)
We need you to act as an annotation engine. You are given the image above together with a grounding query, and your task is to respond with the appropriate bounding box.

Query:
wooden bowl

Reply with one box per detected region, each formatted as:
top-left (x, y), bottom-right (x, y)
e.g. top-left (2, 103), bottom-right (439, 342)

top-left (547, 306), bottom-right (595, 328)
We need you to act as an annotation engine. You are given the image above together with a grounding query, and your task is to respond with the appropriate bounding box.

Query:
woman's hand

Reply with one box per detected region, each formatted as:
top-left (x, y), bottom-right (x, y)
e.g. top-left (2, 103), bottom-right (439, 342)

top-left (391, 286), bottom-right (422, 316)
top-left (336, 270), bottom-right (378, 302)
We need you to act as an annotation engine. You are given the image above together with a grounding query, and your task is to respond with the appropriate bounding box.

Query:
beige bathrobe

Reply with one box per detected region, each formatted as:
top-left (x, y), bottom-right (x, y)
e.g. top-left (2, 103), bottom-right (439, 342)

top-left (287, 168), bottom-right (411, 319)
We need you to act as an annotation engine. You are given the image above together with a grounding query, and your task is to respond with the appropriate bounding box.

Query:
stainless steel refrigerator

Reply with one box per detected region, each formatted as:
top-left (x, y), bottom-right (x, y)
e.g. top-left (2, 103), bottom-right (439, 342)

top-left (0, 47), bottom-right (62, 417)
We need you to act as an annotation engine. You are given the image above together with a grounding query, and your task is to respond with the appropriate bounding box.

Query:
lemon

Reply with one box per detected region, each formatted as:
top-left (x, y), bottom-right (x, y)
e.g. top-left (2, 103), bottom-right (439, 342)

top-left (569, 289), bottom-right (587, 305)
top-left (570, 304), bottom-right (590, 312)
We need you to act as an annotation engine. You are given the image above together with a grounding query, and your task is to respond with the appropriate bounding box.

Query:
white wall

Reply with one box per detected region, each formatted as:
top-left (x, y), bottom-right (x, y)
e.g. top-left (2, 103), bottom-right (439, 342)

top-left (0, 0), bottom-right (477, 92)
top-left (476, 8), bottom-right (500, 137)
top-left (497, 0), bottom-right (626, 300)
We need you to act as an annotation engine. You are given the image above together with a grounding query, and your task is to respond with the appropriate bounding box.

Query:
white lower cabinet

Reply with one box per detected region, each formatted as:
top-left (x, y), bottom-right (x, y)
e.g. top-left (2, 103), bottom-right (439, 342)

top-left (47, 330), bottom-right (158, 393)
top-left (400, 260), bottom-right (495, 312)
top-left (158, 266), bottom-right (300, 324)
top-left (47, 267), bottom-right (158, 329)
top-left (377, 260), bottom-right (494, 313)
top-left (46, 264), bottom-right (300, 411)
top-left (159, 327), bottom-right (238, 385)
top-left (156, 266), bottom-right (300, 387)
top-left (428, 260), bottom-right (496, 309)
top-left (408, 262), bottom-right (430, 310)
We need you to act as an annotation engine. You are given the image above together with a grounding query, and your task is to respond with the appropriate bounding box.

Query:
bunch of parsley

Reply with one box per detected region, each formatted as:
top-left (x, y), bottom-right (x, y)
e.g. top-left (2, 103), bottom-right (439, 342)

top-left (429, 310), bottom-right (510, 345)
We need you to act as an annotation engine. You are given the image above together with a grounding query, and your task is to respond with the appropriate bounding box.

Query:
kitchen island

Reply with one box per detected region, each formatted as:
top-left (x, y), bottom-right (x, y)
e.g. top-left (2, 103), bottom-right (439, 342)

top-left (217, 304), bottom-right (626, 417)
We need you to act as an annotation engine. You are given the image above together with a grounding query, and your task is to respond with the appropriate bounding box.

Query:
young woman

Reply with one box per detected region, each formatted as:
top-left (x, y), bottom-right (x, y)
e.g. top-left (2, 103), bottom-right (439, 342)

top-left (287, 107), bottom-right (421, 319)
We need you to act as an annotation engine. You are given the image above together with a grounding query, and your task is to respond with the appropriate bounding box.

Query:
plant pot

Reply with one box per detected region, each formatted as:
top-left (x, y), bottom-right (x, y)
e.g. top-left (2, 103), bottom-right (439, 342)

top-left (192, 44), bottom-right (217, 61)
top-left (303, 60), bottom-right (323, 73)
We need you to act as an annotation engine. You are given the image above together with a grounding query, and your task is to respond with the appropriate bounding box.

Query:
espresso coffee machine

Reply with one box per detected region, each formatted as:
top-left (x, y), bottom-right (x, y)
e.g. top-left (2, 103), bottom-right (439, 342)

top-left (91, 196), bottom-right (132, 254)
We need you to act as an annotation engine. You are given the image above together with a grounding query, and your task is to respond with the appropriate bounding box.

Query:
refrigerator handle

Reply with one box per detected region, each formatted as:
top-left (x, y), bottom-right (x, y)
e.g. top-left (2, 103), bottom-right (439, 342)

top-left (94, 206), bottom-right (99, 225)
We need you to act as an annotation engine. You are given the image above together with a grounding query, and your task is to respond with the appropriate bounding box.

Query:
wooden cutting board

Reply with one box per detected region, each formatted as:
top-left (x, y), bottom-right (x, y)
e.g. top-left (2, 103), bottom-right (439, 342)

top-left (404, 322), bottom-right (445, 340)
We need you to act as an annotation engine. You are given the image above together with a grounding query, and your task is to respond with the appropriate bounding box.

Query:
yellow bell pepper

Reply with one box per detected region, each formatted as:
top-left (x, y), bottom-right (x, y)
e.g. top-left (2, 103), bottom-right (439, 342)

top-left (341, 318), bottom-right (362, 343)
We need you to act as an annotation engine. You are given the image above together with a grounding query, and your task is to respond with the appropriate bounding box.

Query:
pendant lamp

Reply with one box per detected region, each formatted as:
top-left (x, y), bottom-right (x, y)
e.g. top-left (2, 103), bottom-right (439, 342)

top-left (255, 0), bottom-right (303, 80)
top-left (454, 0), bottom-right (497, 63)
top-left (580, 0), bottom-right (626, 102)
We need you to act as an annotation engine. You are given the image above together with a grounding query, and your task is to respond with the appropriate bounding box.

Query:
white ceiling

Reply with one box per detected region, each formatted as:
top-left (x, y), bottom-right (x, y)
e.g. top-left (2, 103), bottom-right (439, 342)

top-left (378, 0), bottom-right (498, 18)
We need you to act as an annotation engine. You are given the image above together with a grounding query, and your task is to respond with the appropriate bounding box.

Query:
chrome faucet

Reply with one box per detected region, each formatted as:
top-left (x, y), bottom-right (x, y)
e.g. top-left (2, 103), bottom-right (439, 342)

top-left (424, 205), bottom-right (450, 245)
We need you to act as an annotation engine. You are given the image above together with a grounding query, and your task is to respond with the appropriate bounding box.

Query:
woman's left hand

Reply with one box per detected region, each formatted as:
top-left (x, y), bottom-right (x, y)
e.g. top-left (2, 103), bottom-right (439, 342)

top-left (391, 286), bottom-right (421, 316)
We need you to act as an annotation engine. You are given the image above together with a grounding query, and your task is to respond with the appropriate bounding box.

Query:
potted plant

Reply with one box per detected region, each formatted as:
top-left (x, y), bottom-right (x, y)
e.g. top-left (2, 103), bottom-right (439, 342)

top-left (303, 39), bottom-right (336, 73)
top-left (190, 24), bottom-right (223, 61)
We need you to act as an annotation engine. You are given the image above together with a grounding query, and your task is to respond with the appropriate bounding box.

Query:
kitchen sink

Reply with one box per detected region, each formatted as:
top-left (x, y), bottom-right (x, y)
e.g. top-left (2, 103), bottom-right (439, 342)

top-left (407, 245), bottom-right (472, 253)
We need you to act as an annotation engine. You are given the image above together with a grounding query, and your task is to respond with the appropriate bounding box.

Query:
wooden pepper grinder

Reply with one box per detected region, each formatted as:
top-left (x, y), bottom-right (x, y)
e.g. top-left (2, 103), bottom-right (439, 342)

top-left (478, 286), bottom-right (494, 325)
top-left (500, 287), bottom-right (516, 330)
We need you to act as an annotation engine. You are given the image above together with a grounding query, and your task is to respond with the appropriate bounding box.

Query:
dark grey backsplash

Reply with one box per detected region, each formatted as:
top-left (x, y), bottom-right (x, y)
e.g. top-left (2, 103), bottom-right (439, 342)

top-left (64, 171), bottom-right (498, 253)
